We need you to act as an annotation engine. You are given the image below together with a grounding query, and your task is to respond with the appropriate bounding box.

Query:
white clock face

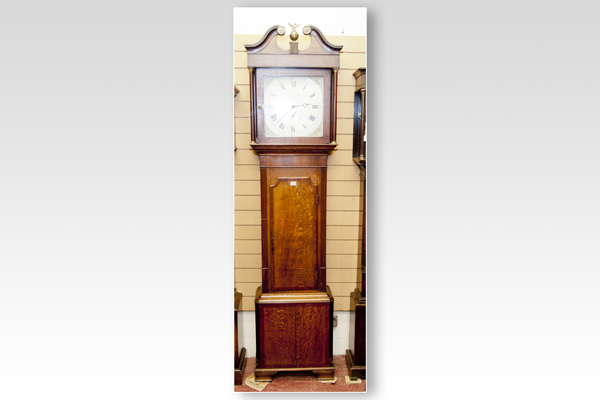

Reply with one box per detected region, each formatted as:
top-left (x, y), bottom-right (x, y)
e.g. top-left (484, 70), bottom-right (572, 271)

top-left (263, 76), bottom-right (324, 137)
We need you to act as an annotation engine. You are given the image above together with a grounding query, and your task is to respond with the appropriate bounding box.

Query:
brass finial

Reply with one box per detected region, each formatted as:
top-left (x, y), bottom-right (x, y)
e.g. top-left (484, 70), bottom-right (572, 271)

top-left (288, 22), bottom-right (300, 41)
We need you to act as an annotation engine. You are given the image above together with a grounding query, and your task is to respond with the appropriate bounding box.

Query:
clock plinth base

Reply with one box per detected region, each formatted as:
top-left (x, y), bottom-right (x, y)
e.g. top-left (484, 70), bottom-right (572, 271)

top-left (345, 288), bottom-right (366, 380)
top-left (255, 286), bottom-right (334, 381)
top-left (345, 349), bottom-right (365, 380)
top-left (234, 347), bottom-right (247, 385)
top-left (234, 289), bottom-right (246, 385)
top-left (254, 365), bottom-right (335, 382)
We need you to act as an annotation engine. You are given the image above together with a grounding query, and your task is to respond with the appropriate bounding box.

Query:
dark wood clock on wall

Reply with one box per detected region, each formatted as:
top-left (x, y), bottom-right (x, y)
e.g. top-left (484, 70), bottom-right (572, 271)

top-left (244, 24), bottom-right (342, 382)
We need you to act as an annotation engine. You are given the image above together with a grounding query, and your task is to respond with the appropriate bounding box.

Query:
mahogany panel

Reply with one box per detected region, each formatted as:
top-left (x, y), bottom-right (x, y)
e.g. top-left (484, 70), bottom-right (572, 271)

top-left (260, 154), bottom-right (328, 168)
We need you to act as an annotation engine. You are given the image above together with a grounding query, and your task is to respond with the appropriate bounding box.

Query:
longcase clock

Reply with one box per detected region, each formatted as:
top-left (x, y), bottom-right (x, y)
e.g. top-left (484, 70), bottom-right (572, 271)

top-left (244, 24), bottom-right (342, 382)
top-left (346, 68), bottom-right (366, 380)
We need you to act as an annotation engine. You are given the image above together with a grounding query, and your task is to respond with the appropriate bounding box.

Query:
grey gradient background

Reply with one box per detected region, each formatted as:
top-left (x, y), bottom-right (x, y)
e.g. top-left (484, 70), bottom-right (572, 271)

top-left (1, 1), bottom-right (599, 399)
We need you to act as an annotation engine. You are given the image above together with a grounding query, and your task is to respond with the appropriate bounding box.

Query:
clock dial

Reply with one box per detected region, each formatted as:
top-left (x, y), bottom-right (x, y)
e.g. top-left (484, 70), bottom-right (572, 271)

top-left (264, 76), bottom-right (324, 137)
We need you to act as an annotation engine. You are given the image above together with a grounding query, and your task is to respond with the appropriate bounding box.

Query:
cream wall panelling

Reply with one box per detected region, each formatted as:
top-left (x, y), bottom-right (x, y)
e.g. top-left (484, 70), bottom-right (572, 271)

top-left (235, 254), bottom-right (262, 269)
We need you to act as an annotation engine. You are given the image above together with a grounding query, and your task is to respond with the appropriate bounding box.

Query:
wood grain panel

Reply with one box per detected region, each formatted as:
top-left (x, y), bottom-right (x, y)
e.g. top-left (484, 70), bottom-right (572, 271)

top-left (260, 305), bottom-right (296, 368)
top-left (296, 303), bottom-right (330, 367)
top-left (260, 154), bottom-right (328, 168)
top-left (256, 291), bottom-right (333, 369)
top-left (270, 177), bottom-right (318, 291)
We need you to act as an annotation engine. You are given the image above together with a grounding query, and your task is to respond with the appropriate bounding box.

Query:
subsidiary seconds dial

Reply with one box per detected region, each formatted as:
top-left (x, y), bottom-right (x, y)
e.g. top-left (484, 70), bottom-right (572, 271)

top-left (263, 76), bottom-right (324, 137)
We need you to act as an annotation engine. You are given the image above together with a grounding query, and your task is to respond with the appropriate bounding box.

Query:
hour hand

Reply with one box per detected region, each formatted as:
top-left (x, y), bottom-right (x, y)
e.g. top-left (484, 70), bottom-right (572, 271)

top-left (276, 107), bottom-right (294, 122)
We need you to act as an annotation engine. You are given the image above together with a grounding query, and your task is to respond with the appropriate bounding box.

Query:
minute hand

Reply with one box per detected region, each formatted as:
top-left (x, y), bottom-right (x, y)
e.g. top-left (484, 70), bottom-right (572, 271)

top-left (277, 104), bottom-right (308, 123)
top-left (275, 105), bottom-right (296, 123)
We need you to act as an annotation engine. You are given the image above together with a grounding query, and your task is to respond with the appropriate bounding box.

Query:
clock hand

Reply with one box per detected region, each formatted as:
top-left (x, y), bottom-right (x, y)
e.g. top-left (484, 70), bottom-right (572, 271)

top-left (278, 110), bottom-right (299, 126)
top-left (275, 103), bottom-right (303, 123)
top-left (274, 106), bottom-right (295, 123)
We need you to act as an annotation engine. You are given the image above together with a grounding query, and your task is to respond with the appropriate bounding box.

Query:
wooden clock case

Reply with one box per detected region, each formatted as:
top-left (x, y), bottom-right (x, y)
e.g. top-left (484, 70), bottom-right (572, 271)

top-left (244, 25), bottom-right (342, 382)
top-left (234, 289), bottom-right (246, 385)
top-left (346, 68), bottom-right (367, 380)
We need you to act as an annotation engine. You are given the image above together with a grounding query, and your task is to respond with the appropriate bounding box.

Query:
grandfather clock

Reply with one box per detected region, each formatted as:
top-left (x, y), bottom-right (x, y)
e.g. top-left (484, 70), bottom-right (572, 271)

top-left (346, 68), bottom-right (366, 380)
top-left (245, 24), bottom-right (342, 382)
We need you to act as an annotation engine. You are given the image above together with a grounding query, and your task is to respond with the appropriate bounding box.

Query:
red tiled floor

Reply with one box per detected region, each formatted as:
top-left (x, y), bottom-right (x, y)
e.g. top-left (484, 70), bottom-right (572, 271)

top-left (234, 355), bottom-right (366, 393)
